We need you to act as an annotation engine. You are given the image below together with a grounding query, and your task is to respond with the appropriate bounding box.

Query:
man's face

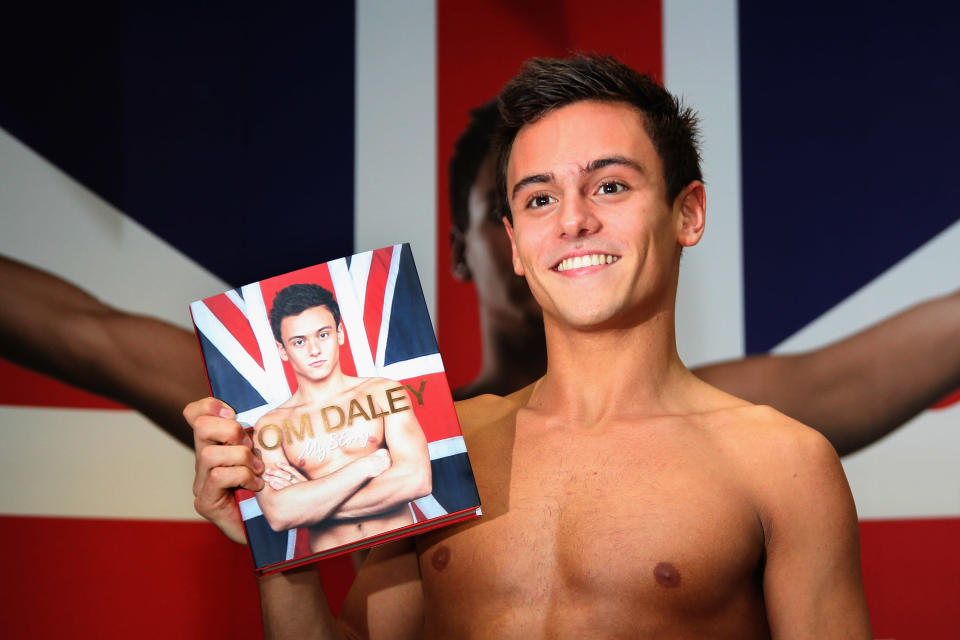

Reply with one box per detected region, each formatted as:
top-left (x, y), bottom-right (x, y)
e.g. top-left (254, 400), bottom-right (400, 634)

top-left (457, 151), bottom-right (541, 325)
top-left (277, 305), bottom-right (343, 382)
top-left (504, 100), bottom-right (702, 330)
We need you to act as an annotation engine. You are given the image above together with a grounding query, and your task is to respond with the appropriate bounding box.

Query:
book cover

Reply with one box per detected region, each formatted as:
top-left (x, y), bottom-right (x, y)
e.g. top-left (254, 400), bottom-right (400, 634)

top-left (189, 243), bottom-right (481, 574)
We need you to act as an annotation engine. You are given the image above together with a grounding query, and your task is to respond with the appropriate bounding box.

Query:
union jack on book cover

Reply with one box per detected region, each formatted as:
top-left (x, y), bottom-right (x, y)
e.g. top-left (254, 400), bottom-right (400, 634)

top-left (189, 243), bottom-right (481, 574)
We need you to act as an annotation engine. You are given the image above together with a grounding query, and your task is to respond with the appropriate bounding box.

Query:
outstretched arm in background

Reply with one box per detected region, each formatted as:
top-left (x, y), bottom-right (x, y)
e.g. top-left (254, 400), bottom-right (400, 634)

top-left (695, 290), bottom-right (960, 456)
top-left (0, 255), bottom-right (206, 446)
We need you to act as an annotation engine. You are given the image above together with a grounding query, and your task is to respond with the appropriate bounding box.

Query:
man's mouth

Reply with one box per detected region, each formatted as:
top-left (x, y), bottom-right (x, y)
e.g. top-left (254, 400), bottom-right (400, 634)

top-left (309, 360), bottom-right (326, 368)
top-left (555, 253), bottom-right (620, 272)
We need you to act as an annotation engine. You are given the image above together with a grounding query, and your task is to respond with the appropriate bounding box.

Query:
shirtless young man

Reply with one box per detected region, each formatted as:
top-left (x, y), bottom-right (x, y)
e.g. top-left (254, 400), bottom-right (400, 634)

top-left (249, 283), bottom-right (431, 551)
top-left (189, 56), bottom-right (872, 638)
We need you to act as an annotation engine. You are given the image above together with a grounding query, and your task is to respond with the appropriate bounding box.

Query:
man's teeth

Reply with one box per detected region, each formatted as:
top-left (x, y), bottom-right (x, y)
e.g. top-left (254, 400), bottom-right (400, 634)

top-left (556, 254), bottom-right (619, 272)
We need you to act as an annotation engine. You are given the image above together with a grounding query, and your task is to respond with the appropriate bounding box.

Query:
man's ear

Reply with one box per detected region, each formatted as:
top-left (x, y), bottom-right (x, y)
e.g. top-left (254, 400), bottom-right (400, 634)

top-left (503, 216), bottom-right (525, 276)
top-left (276, 342), bottom-right (289, 361)
top-left (449, 226), bottom-right (472, 281)
top-left (337, 325), bottom-right (344, 346)
top-left (675, 181), bottom-right (706, 248)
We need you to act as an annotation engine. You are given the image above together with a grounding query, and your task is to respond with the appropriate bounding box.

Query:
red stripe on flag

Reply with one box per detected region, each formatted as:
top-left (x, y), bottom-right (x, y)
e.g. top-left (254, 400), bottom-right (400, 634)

top-left (0, 358), bottom-right (126, 409)
top-left (860, 517), bottom-right (960, 639)
top-left (931, 387), bottom-right (960, 409)
top-left (203, 293), bottom-right (264, 368)
top-left (404, 371), bottom-right (464, 442)
top-left (411, 501), bottom-right (427, 522)
top-left (363, 247), bottom-right (393, 360)
top-left (0, 515), bottom-right (355, 638)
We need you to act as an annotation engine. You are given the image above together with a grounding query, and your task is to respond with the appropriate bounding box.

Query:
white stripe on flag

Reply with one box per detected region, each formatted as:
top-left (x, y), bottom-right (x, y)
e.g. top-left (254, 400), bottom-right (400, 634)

top-left (374, 244), bottom-right (403, 371)
top-left (237, 404), bottom-right (276, 428)
top-left (285, 529), bottom-right (298, 560)
top-left (379, 353), bottom-right (445, 381)
top-left (240, 282), bottom-right (288, 384)
top-left (428, 436), bottom-right (467, 460)
top-left (413, 494), bottom-right (448, 519)
top-left (189, 301), bottom-right (290, 404)
top-left (239, 497), bottom-right (263, 520)
top-left (329, 258), bottom-right (378, 377)
top-left (348, 250), bottom-right (372, 309)
top-left (225, 288), bottom-right (246, 314)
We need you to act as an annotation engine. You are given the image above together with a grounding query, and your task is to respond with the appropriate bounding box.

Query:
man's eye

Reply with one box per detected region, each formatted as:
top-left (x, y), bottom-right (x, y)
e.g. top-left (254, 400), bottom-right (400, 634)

top-left (597, 181), bottom-right (627, 195)
top-left (320, 332), bottom-right (329, 339)
top-left (528, 193), bottom-right (557, 209)
top-left (293, 339), bottom-right (304, 346)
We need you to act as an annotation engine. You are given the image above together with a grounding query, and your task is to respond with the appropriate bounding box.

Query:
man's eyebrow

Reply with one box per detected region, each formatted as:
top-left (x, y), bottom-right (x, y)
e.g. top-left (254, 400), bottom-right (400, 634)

top-left (511, 173), bottom-right (554, 200)
top-left (286, 325), bottom-right (333, 342)
top-left (511, 156), bottom-right (644, 199)
top-left (585, 155), bottom-right (644, 174)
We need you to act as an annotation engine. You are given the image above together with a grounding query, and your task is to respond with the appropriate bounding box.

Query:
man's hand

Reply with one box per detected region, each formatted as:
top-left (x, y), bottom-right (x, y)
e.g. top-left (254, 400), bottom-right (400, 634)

top-left (263, 461), bottom-right (305, 492)
top-left (185, 397), bottom-right (265, 544)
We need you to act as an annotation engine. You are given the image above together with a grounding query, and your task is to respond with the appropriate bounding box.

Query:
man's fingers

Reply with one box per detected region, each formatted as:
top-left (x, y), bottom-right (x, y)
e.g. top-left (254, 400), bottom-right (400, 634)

top-left (193, 443), bottom-right (263, 496)
top-left (183, 397), bottom-right (234, 427)
top-left (193, 414), bottom-right (250, 449)
top-left (202, 464), bottom-right (264, 497)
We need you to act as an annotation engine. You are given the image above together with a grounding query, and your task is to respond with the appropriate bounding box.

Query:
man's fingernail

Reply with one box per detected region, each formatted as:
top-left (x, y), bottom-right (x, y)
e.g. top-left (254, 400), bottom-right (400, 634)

top-left (243, 435), bottom-right (253, 448)
top-left (219, 407), bottom-right (234, 419)
top-left (253, 458), bottom-right (264, 472)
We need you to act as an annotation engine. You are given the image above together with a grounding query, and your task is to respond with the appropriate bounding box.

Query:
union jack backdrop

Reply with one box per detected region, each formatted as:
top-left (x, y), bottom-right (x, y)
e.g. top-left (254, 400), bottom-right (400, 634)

top-left (1, 2), bottom-right (957, 638)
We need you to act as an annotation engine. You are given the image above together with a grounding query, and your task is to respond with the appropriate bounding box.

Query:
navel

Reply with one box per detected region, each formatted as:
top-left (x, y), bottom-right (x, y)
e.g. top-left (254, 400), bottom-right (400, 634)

top-left (431, 545), bottom-right (451, 572)
top-left (653, 561), bottom-right (681, 588)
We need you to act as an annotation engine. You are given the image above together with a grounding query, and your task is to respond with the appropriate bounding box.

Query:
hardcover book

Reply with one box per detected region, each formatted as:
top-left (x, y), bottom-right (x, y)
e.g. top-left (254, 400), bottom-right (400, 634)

top-left (190, 243), bottom-right (481, 574)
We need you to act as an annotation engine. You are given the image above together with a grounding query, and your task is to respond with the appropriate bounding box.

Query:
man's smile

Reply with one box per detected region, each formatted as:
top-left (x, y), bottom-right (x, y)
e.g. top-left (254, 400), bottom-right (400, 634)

top-left (553, 252), bottom-right (620, 273)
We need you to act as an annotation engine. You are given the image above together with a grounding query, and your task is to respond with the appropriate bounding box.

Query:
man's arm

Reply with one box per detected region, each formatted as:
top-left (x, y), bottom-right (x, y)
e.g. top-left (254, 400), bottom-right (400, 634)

top-left (695, 290), bottom-right (960, 455)
top-left (329, 384), bottom-right (432, 520)
top-left (0, 255), bottom-right (206, 446)
top-left (253, 419), bottom-right (392, 532)
top-left (756, 410), bottom-right (872, 638)
top-left (188, 398), bottom-right (424, 640)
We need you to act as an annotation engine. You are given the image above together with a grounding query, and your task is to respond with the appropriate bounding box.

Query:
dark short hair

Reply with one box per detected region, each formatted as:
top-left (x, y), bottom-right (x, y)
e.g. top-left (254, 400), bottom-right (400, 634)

top-left (269, 283), bottom-right (341, 342)
top-left (449, 99), bottom-right (501, 233)
top-left (495, 55), bottom-right (702, 221)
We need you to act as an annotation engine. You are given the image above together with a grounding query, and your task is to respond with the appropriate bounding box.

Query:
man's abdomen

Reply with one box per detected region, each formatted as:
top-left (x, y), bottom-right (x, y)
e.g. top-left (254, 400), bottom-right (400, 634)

top-left (308, 503), bottom-right (413, 551)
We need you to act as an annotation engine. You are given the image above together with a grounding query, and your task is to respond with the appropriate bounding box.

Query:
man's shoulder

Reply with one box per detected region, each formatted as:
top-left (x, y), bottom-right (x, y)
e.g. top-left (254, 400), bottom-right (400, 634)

top-left (714, 404), bottom-right (847, 513)
top-left (453, 383), bottom-right (534, 436)
top-left (351, 376), bottom-right (405, 394)
top-left (734, 404), bottom-right (837, 461)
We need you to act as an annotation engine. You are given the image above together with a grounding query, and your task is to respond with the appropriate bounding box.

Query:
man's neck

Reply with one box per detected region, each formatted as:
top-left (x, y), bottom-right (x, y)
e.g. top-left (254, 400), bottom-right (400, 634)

top-left (529, 305), bottom-right (700, 425)
top-left (293, 368), bottom-right (347, 406)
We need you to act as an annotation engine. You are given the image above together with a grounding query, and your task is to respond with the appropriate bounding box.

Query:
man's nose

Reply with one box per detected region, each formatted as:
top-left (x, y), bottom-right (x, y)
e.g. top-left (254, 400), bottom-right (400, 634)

top-left (307, 338), bottom-right (322, 354)
top-left (558, 196), bottom-right (601, 238)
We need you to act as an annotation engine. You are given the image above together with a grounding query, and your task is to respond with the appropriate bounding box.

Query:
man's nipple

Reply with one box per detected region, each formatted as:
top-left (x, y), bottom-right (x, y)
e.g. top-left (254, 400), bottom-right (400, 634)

top-left (431, 545), bottom-right (451, 572)
top-left (653, 561), bottom-right (681, 588)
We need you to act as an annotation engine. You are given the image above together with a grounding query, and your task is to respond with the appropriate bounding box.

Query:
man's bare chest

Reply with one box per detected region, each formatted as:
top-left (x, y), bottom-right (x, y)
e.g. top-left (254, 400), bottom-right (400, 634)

top-left (417, 416), bottom-right (765, 628)
top-left (259, 405), bottom-right (385, 476)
